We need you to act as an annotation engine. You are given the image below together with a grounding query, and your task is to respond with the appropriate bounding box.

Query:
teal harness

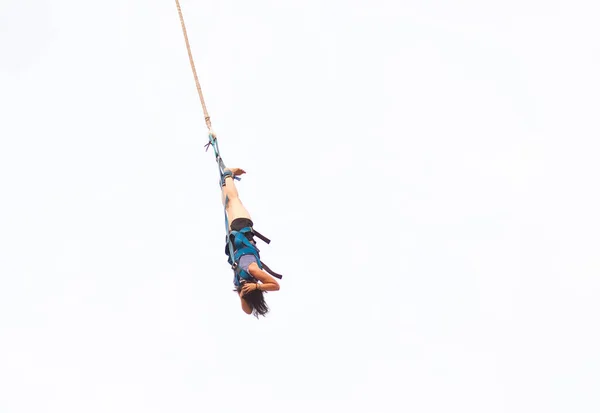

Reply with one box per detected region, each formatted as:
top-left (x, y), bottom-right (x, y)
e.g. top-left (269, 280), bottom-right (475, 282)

top-left (227, 227), bottom-right (262, 286)
top-left (225, 227), bottom-right (282, 287)
top-left (225, 226), bottom-right (283, 288)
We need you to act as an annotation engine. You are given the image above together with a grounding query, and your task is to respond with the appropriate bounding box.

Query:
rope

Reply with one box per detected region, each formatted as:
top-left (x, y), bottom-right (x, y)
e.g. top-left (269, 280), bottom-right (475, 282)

top-left (174, 0), bottom-right (212, 131)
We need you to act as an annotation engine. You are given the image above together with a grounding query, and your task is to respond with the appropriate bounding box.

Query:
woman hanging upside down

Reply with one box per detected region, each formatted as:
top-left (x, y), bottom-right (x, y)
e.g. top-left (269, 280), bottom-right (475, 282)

top-left (221, 167), bottom-right (280, 317)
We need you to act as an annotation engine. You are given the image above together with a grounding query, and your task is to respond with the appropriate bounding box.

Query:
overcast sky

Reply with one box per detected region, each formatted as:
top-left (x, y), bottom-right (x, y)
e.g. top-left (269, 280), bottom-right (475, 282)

top-left (1, 0), bottom-right (599, 412)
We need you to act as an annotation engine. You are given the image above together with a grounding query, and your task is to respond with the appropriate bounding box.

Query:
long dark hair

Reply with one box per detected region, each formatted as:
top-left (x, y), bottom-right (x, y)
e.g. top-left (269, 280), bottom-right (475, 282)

top-left (236, 283), bottom-right (269, 318)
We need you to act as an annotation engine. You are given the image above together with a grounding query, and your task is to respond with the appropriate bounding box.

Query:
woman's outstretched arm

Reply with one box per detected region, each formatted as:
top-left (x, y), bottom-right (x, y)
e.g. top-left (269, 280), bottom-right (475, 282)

top-left (248, 263), bottom-right (280, 291)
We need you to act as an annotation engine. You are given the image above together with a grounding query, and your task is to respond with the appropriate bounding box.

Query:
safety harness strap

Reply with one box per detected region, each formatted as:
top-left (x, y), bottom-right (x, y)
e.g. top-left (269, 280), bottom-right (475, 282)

top-left (261, 262), bottom-right (283, 279)
top-left (252, 229), bottom-right (271, 244)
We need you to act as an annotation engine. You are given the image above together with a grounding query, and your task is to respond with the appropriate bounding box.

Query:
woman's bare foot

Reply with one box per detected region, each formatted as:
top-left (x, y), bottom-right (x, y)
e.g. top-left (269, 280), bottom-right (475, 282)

top-left (225, 167), bottom-right (246, 176)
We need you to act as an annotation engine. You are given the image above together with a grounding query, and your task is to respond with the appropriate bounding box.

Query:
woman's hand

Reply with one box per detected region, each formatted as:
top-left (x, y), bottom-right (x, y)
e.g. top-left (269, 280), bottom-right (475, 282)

top-left (240, 282), bottom-right (259, 296)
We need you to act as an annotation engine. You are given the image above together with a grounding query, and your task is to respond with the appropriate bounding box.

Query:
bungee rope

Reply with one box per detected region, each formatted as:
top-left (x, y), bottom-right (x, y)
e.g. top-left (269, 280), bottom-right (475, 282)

top-left (174, 0), bottom-right (212, 131)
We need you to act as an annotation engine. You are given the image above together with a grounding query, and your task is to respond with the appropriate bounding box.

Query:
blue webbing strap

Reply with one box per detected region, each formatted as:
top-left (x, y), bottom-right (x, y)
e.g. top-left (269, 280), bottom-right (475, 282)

top-left (204, 132), bottom-right (239, 269)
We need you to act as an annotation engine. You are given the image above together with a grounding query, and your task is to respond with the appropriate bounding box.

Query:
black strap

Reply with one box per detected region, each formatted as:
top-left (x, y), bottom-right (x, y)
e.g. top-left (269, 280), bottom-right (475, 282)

top-left (252, 229), bottom-right (271, 244)
top-left (261, 262), bottom-right (283, 279)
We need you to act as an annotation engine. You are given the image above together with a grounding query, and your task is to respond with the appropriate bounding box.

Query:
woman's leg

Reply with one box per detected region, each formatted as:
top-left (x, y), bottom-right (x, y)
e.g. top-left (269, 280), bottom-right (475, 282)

top-left (221, 168), bottom-right (251, 226)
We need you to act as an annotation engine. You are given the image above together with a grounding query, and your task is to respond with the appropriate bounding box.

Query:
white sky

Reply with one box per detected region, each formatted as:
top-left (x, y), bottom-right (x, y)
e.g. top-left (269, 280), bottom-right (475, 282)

top-left (1, 0), bottom-right (599, 412)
